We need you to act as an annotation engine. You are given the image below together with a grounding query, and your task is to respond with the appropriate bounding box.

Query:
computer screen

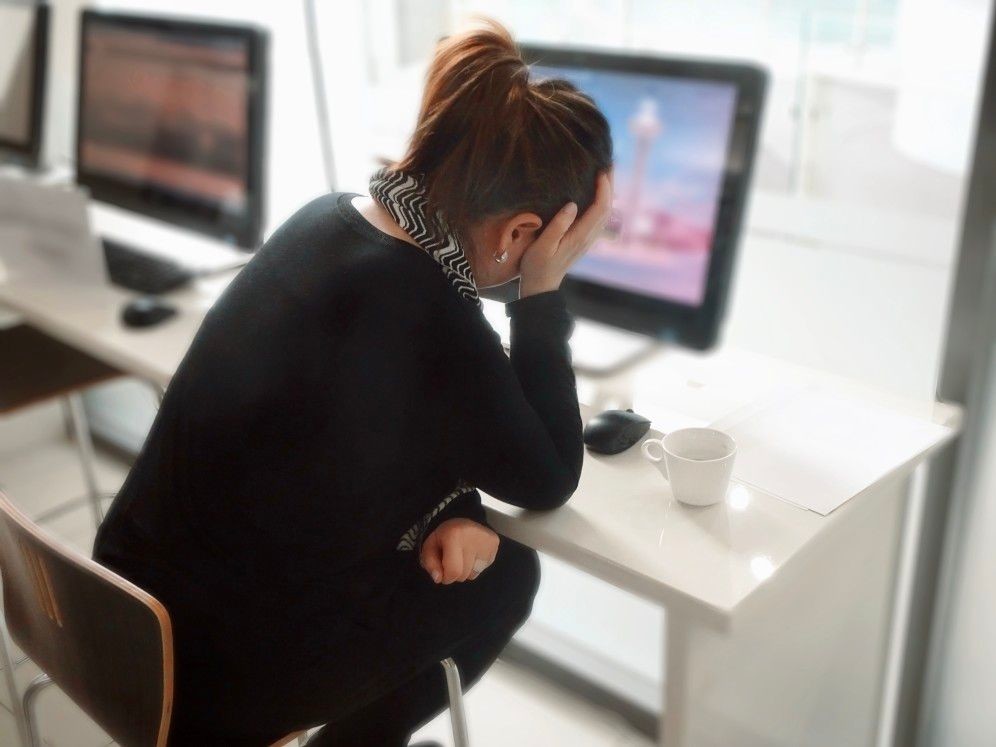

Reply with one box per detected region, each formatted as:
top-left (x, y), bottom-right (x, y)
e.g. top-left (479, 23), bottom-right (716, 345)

top-left (75, 11), bottom-right (267, 249)
top-left (533, 66), bottom-right (736, 307)
top-left (0, 2), bottom-right (48, 166)
top-left (512, 46), bottom-right (767, 349)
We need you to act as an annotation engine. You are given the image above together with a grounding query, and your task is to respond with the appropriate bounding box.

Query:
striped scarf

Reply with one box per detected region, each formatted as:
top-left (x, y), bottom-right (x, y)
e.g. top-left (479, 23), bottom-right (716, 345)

top-left (369, 167), bottom-right (478, 550)
top-left (368, 167), bottom-right (481, 307)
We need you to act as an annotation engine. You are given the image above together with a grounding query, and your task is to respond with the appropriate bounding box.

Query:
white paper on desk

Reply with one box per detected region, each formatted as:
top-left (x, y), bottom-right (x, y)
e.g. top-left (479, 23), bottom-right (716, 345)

top-left (711, 386), bottom-right (950, 515)
top-left (0, 179), bottom-right (106, 284)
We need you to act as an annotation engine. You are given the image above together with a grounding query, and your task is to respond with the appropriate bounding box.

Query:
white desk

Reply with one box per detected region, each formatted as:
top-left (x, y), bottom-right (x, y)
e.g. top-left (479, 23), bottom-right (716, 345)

top-left (0, 270), bottom-right (960, 746)
top-left (0, 273), bottom-right (233, 389)
top-left (486, 348), bottom-right (958, 745)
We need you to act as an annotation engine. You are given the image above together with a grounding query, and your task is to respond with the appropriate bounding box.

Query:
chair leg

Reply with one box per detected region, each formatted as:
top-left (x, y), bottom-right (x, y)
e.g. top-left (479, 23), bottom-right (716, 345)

top-left (0, 614), bottom-right (30, 747)
top-left (65, 393), bottom-right (104, 529)
top-left (23, 673), bottom-right (53, 747)
top-left (440, 658), bottom-right (470, 747)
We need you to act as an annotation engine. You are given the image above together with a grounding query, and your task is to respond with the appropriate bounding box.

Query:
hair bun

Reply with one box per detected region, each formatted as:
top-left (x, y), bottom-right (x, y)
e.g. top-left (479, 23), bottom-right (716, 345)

top-left (455, 17), bottom-right (521, 61)
top-left (431, 18), bottom-right (528, 101)
top-left (395, 17), bottom-right (612, 233)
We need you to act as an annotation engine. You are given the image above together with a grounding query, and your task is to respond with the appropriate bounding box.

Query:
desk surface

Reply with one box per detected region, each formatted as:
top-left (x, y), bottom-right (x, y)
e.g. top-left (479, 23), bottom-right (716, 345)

top-left (0, 273), bottom-right (234, 388)
top-left (0, 271), bottom-right (961, 628)
top-left (486, 364), bottom-right (959, 626)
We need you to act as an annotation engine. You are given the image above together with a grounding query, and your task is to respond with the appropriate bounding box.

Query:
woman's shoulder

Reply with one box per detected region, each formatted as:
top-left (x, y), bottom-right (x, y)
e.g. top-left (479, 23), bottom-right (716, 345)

top-left (255, 192), bottom-right (447, 287)
top-left (263, 192), bottom-right (362, 250)
top-left (257, 192), bottom-right (488, 325)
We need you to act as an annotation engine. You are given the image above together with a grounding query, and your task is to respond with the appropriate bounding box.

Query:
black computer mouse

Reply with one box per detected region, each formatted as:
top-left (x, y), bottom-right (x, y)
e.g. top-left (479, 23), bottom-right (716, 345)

top-left (583, 409), bottom-right (652, 455)
top-left (121, 296), bottom-right (178, 328)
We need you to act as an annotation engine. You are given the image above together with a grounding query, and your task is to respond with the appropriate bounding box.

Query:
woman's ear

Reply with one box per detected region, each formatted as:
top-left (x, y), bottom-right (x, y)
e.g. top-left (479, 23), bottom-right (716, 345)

top-left (500, 212), bottom-right (543, 258)
top-left (470, 211), bottom-right (544, 288)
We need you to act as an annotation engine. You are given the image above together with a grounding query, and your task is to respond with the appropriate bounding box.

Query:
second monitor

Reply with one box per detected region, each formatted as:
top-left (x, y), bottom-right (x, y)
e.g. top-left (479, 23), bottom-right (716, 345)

top-left (0, 1), bottom-right (48, 168)
top-left (75, 10), bottom-right (268, 251)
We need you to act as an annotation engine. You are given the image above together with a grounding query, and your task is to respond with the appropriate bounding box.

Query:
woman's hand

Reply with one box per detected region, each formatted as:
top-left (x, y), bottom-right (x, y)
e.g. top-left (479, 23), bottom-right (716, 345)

top-left (420, 518), bottom-right (500, 584)
top-left (518, 172), bottom-right (613, 299)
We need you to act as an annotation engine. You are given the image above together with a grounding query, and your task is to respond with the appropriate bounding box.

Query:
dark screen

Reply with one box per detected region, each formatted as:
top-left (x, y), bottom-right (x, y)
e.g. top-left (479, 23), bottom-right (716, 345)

top-left (0, 4), bottom-right (42, 150)
top-left (78, 20), bottom-right (252, 218)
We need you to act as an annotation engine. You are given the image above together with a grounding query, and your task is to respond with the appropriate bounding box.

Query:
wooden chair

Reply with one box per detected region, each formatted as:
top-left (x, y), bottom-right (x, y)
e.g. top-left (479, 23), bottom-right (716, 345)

top-left (0, 489), bottom-right (471, 746)
top-left (0, 324), bottom-right (123, 529)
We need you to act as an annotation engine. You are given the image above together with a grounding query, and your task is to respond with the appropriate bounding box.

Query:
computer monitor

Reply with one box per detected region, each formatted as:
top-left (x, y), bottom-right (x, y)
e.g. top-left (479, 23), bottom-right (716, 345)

top-left (0, 2), bottom-right (48, 168)
top-left (75, 10), bottom-right (268, 250)
top-left (494, 46), bottom-right (767, 350)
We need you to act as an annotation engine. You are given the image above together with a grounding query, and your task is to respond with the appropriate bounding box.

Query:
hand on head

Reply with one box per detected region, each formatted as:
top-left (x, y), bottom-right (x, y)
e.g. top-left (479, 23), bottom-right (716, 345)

top-left (518, 171), bottom-right (614, 298)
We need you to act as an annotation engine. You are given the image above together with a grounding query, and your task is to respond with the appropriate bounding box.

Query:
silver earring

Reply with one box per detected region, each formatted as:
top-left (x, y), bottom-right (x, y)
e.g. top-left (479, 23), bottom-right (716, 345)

top-left (494, 248), bottom-right (509, 264)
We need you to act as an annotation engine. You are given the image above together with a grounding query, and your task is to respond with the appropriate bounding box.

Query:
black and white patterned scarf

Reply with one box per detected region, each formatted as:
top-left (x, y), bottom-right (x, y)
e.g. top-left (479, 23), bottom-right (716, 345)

top-left (369, 167), bottom-right (479, 551)
top-left (368, 167), bottom-right (481, 307)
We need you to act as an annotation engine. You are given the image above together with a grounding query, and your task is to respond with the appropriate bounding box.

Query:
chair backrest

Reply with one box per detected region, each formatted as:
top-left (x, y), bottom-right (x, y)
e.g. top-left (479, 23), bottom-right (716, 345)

top-left (0, 490), bottom-right (173, 747)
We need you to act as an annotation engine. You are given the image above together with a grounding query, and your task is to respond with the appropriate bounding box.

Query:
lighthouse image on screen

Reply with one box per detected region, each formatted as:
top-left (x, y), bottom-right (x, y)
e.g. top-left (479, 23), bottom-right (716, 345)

top-left (532, 65), bottom-right (738, 307)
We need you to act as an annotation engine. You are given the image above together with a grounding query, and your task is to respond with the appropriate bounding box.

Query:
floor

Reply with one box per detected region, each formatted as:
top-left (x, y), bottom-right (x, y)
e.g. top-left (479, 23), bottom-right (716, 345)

top-left (0, 402), bottom-right (653, 747)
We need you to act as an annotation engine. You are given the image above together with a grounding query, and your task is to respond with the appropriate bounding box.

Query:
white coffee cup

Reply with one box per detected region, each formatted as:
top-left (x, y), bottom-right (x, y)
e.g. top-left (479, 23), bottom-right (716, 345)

top-left (641, 427), bottom-right (737, 507)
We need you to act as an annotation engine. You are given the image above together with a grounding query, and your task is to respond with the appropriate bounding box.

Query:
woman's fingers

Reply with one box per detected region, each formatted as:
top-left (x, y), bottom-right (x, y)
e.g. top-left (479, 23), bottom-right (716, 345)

top-left (422, 519), bottom-right (501, 585)
top-left (535, 170), bottom-right (612, 257)
top-left (560, 172), bottom-right (613, 256)
top-left (533, 201), bottom-right (578, 254)
top-left (469, 553), bottom-right (495, 581)
top-left (440, 534), bottom-right (464, 584)
top-left (519, 171), bottom-right (614, 299)
top-left (460, 546), bottom-right (477, 582)
top-left (420, 532), bottom-right (443, 583)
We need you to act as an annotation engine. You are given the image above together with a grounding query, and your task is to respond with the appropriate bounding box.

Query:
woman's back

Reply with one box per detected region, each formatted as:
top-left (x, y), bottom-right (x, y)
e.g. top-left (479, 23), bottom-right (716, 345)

top-left (94, 192), bottom-right (483, 613)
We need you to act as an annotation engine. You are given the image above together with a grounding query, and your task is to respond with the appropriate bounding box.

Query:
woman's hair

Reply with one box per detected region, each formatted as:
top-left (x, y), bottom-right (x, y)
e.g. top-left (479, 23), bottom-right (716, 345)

top-left (394, 18), bottom-right (612, 237)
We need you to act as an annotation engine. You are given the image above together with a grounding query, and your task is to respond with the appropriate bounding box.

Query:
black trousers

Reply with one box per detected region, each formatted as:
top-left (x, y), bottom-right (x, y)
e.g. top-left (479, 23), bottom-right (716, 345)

top-left (167, 537), bottom-right (540, 746)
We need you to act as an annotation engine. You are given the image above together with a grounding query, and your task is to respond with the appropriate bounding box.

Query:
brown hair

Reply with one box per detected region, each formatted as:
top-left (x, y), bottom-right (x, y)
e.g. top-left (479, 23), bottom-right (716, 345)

top-left (393, 18), bottom-right (612, 239)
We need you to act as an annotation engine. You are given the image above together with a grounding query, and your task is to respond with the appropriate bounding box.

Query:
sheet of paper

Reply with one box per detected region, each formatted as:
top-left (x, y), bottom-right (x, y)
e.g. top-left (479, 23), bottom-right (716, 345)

top-left (711, 386), bottom-right (950, 515)
top-left (0, 178), bottom-right (106, 284)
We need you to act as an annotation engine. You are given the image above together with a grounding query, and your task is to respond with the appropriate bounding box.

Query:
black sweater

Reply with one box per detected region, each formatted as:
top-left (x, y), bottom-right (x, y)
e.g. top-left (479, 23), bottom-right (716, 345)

top-left (94, 192), bottom-right (582, 639)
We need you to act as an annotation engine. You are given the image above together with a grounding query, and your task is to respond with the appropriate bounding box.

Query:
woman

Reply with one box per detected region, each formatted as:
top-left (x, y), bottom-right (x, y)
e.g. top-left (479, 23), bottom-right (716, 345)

top-left (94, 18), bottom-right (612, 746)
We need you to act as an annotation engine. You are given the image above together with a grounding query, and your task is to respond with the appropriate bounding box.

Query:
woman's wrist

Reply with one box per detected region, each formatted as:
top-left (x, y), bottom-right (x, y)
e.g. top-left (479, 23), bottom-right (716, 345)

top-left (518, 277), bottom-right (561, 299)
top-left (506, 289), bottom-right (572, 339)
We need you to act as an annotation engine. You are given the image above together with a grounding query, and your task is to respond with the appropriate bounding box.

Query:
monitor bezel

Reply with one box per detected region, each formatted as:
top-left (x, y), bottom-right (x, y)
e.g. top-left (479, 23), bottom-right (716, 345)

top-left (483, 45), bottom-right (767, 350)
top-left (0, 2), bottom-right (49, 168)
top-left (74, 10), bottom-right (268, 250)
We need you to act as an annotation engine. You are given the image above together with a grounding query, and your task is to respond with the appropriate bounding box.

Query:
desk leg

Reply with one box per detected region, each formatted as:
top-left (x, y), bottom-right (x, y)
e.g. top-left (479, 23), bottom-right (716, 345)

top-left (661, 614), bottom-right (690, 746)
top-left (659, 472), bottom-right (910, 746)
top-left (66, 394), bottom-right (103, 528)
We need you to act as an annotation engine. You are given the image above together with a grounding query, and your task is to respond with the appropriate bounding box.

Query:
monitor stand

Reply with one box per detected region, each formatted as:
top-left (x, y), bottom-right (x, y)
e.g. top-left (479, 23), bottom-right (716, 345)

top-left (0, 162), bottom-right (73, 185)
top-left (480, 298), bottom-right (662, 378)
top-left (568, 317), bottom-right (662, 378)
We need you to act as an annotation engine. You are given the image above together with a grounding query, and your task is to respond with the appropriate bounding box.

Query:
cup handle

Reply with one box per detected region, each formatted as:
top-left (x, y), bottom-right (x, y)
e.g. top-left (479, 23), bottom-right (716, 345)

top-left (641, 438), bottom-right (668, 478)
